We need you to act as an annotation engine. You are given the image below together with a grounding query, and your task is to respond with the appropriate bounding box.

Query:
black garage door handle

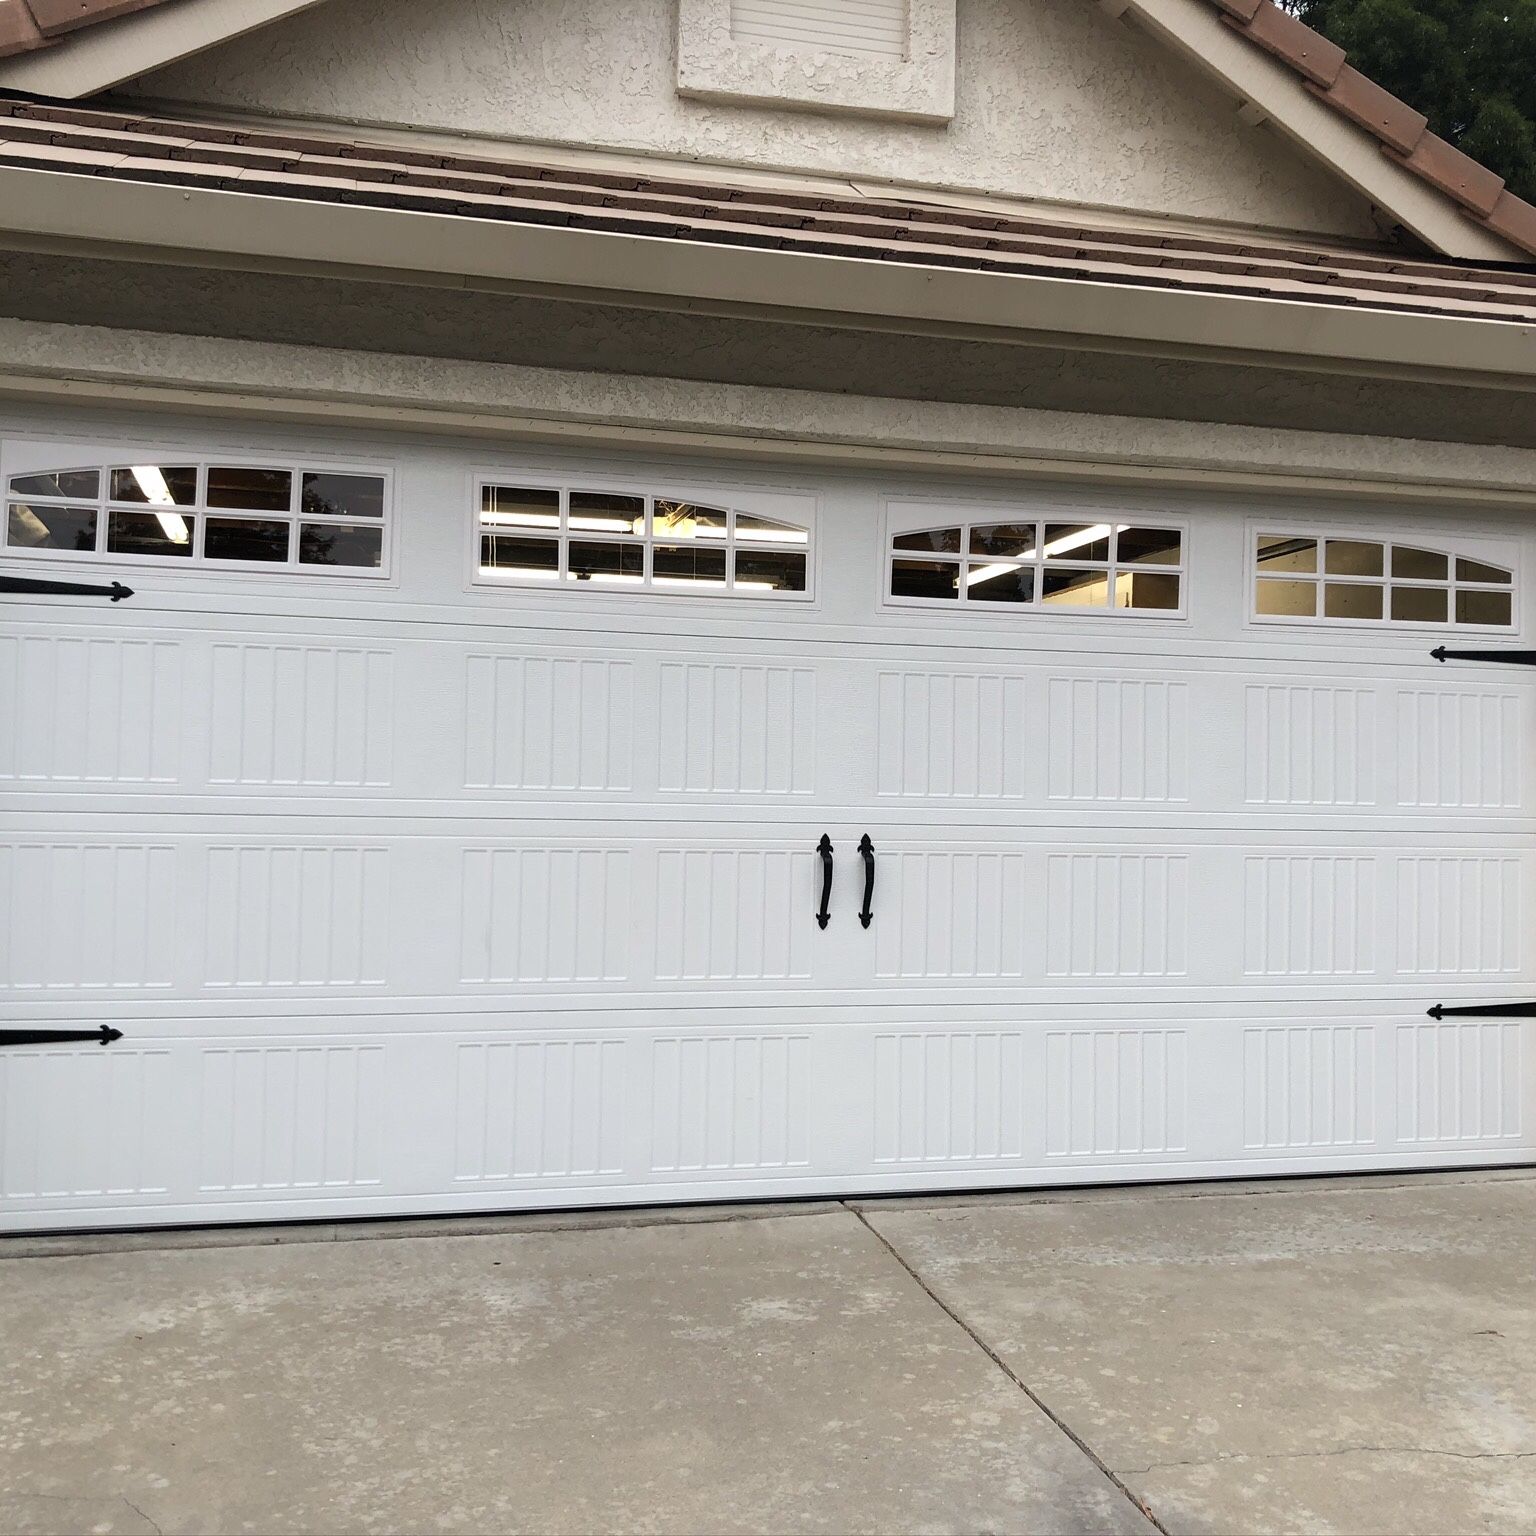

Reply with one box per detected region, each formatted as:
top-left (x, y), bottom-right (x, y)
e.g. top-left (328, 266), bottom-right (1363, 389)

top-left (0, 574), bottom-right (133, 601)
top-left (816, 834), bottom-right (834, 929)
top-left (858, 834), bottom-right (875, 929)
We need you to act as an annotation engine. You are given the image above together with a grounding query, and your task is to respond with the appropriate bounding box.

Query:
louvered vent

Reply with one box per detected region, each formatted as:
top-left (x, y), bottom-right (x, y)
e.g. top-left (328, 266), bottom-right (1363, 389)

top-left (729, 0), bottom-right (910, 59)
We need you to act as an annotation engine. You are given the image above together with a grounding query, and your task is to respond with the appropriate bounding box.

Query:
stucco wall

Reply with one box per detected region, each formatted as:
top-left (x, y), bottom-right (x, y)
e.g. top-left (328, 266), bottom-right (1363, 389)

top-left (121, 0), bottom-right (1379, 240)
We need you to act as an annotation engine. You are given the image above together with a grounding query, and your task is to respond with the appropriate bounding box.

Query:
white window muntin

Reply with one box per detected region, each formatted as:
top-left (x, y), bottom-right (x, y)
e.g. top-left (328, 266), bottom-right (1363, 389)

top-left (883, 507), bottom-right (1187, 617)
top-left (473, 477), bottom-right (814, 600)
top-left (1249, 526), bottom-right (1517, 632)
top-left (3, 456), bottom-right (392, 578)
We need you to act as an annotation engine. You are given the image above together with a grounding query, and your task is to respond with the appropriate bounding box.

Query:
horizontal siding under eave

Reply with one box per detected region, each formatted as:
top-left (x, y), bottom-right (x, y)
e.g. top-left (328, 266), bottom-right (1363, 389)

top-left (730, 0), bottom-right (909, 59)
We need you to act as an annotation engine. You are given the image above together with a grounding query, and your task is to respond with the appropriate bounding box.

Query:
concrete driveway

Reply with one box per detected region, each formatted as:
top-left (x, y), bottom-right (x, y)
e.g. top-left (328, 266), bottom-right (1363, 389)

top-left (2, 1171), bottom-right (1533, 1536)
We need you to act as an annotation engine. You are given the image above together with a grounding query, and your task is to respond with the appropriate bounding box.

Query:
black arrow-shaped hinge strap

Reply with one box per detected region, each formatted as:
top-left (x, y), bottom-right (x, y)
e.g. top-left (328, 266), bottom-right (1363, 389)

top-left (1427, 1001), bottom-right (1536, 1020)
top-left (0, 1026), bottom-right (124, 1048)
top-left (1432, 646), bottom-right (1536, 667)
top-left (0, 575), bottom-right (133, 601)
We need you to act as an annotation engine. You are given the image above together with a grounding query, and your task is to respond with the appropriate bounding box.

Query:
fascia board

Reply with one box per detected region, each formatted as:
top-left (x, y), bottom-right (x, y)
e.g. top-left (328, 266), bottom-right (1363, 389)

top-left (1112, 0), bottom-right (1522, 263)
top-left (0, 165), bottom-right (1530, 384)
top-left (0, 0), bottom-right (331, 98)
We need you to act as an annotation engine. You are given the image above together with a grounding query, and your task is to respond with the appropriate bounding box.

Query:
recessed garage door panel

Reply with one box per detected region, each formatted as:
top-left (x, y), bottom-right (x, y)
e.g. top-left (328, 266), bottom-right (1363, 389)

top-left (3, 416), bottom-right (1534, 1230)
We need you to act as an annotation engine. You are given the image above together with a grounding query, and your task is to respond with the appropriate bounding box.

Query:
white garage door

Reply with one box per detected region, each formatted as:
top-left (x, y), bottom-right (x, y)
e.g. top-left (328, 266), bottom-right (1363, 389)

top-left (2, 417), bottom-right (1534, 1231)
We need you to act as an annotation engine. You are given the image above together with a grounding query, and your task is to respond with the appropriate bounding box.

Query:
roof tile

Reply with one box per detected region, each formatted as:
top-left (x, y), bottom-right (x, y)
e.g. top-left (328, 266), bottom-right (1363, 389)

top-left (1306, 66), bottom-right (1426, 156)
top-left (1221, 4), bottom-right (1345, 87)
top-left (1385, 132), bottom-right (1505, 218)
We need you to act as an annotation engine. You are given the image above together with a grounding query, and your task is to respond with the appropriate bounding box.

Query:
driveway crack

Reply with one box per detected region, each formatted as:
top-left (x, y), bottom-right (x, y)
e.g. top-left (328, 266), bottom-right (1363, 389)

top-left (847, 1203), bottom-right (1169, 1536)
top-left (1119, 1446), bottom-right (1536, 1477)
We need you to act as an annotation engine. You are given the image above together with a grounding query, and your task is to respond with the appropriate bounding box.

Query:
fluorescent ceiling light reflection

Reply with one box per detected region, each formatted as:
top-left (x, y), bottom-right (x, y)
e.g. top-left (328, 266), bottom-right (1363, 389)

top-left (964, 523), bottom-right (1127, 588)
top-left (130, 464), bottom-right (190, 544)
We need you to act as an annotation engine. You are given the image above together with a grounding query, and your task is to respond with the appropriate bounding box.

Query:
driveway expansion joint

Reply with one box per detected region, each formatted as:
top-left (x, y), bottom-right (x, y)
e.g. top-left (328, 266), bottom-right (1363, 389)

top-left (845, 1201), bottom-right (1170, 1536)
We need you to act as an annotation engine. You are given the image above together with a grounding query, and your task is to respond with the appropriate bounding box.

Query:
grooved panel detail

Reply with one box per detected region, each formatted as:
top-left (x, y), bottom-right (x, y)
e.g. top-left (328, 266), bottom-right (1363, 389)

top-left (730, 0), bottom-right (909, 57)
top-left (1397, 690), bottom-right (1521, 809)
top-left (1243, 857), bottom-right (1376, 976)
top-left (1245, 686), bottom-right (1375, 805)
top-left (460, 848), bottom-right (629, 983)
top-left (1396, 857), bottom-right (1521, 974)
top-left (454, 1039), bottom-right (625, 1180)
top-left (875, 853), bottom-right (1029, 978)
top-left (876, 672), bottom-right (1026, 799)
top-left (657, 663), bottom-right (813, 794)
top-left (0, 843), bottom-right (176, 989)
top-left (654, 850), bottom-right (809, 980)
top-left (650, 1035), bottom-right (810, 1171)
top-left (0, 636), bottom-right (180, 783)
top-left (1044, 855), bottom-right (1187, 977)
top-left (464, 655), bottom-right (632, 791)
top-left (1046, 1029), bottom-right (1188, 1156)
top-left (204, 846), bottom-right (389, 987)
top-left (1047, 678), bottom-right (1188, 802)
top-left (209, 643), bottom-right (392, 786)
top-left (1243, 1026), bottom-right (1375, 1148)
top-left (199, 1045), bottom-right (384, 1189)
top-left (873, 1032), bottom-right (1025, 1163)
top-left (0, 1047), bottom-right (173, 1198)
top-left (1395, 1022), bottom-right (1521, 1142)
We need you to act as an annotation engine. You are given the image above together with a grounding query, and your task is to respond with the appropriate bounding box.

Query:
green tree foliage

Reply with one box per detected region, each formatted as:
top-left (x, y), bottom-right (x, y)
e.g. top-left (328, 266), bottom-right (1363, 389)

top-left (1288, 0), bottom-right (1536, 200)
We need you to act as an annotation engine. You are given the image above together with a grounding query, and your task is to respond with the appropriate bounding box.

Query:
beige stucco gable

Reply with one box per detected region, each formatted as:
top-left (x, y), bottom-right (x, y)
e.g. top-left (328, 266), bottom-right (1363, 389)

top-left (116, 0), bottom-right (1388, 243)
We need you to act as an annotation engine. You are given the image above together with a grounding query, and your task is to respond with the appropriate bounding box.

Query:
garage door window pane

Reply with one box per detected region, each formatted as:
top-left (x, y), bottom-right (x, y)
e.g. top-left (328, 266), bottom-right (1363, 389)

top-left (735, 549), bottom-right (807, 591)
top-left (1117, 528), bottom-right (1181, 566)
top-left (1256, 578), bottom-right (1316, 617)
top-left (966, 563), bottom-right (1034, 603)
top-left (299, 522), bottom-right (383, 568)
top-left (1325, 540), bottom-right (1383, 577)
top-left (655, 501), bottom-right (728, 541)
top-left (109, 466), bottom-right (197, 506)
top-left (1044, 523), bottom-right (1111, 563)
top-left (735, 512), bottom-right (808, 545)
top-left (481, 532), bottom-right (558, 577)
top-left (969, 523), bottom-right (1035, 559)
top-left (896, 527), bottom-right (962, 554)
top-left (1457, 589), bottom-right (1513, 626)
top-left (205, 518), bottom-right (290, 563)
top-left (303, 473), bottom-right (385, 520)
top-left (892, 558), bottom-right (959, 599)
top-left (654, 544), bottom-right (728, 584)
top-left (1042, 566), bottom-right (1108, 606)
top-left (1456, 558), bottom-right (1512, 585)
top-left (9, 469), bottom-right (99, 499)
top-left (208, 467), bottom-right (292, 512)
top-left (569, 540), bottom-right (644, 581)
top-left (482, 485), bottom-right (560, 530)
top-left (108, 508), bottom-right (194, 556)
top-left (570, 492), bottom-right (644, 536)
top-left (1393, 546), bottom-right (1448, 581)
top-left (1324, 582), bottom-right (1383, 620)
top-left (1391, 586), bottom-right (1448, 623)
top-left (1257, 535), bottom-right (1316, 574)
top-left (7, 502), bottom-right (97, 551)
top-left (1118, 571), bottom-right (1180, 609)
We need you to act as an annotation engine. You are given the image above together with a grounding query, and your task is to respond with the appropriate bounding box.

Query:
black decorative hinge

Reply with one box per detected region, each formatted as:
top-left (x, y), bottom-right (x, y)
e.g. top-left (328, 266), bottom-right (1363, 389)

top-left (0, 1026), bottom-right (124, 1048)
top-left (1431, 646), bottom-right (1536, 667)
top-left (1426, 1001), bottom-right (1536, 1020)
top-left (0, 574), bottom-right (133, 601)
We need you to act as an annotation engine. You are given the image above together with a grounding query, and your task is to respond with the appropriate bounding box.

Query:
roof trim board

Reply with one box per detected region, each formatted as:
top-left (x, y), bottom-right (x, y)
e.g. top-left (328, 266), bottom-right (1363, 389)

top-left (0, 0), bottom-right (328, 96)
top-left (0, 142), bottom-right (1531, 386)
top-left (1114, 0), bottom-right (1525, 261)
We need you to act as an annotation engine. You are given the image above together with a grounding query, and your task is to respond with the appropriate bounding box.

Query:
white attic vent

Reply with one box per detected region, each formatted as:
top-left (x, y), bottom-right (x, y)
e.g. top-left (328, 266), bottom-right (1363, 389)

top-left (729, 0), bottom-right (911, 59)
